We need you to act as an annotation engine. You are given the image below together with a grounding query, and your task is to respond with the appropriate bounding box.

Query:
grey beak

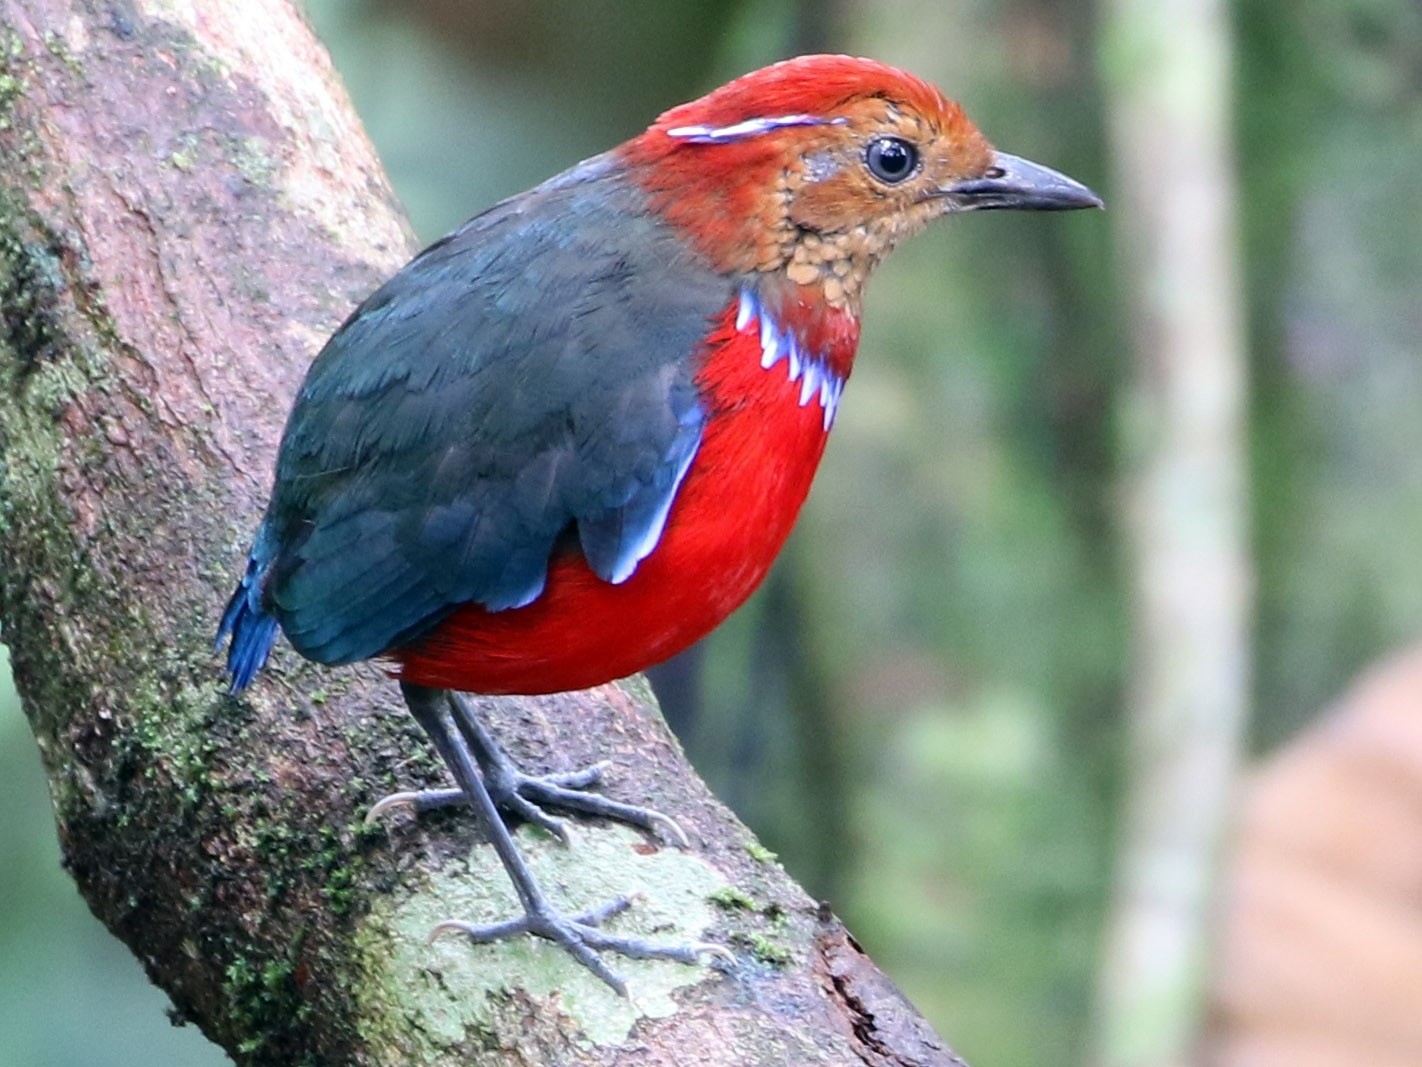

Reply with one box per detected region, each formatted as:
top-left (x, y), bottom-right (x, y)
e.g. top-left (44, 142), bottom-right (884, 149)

top-left (944, 151), bottom-right (1103, 212)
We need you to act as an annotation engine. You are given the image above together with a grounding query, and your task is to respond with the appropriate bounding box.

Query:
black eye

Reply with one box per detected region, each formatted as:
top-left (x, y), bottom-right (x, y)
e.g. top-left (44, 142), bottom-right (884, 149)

top-left (865, 137), bottom-right (919, 183)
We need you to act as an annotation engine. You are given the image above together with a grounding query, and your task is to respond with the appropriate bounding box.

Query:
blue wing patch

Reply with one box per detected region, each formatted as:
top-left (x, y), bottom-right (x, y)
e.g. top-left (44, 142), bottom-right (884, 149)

top-left (577, 409), bottom-right (703, 585)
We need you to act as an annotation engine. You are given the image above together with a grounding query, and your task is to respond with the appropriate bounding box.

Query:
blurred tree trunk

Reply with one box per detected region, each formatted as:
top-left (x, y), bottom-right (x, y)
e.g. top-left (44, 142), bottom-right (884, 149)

top-left (0, 2), bottom-right (965, 1064)
top-left (1094, 1), bottom-right (1252, 1065)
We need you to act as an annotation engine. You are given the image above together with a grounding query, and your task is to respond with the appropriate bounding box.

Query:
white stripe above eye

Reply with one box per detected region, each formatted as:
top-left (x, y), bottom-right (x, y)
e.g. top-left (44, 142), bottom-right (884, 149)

top-left (667, 113), bottom-right (846, 145)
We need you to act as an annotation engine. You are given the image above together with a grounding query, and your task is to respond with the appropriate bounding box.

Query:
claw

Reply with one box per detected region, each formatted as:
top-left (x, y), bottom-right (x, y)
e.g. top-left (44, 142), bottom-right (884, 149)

top-left (365, 786), bottom-right (467, 824)
top-left (695, 942), bottom-right (737, 965)
top-left (647, 811), bottom-right (690, 849)
top-left (428, 916), bottom-right (530, 945)
top-left (364, 790), bottom-right (420, 824)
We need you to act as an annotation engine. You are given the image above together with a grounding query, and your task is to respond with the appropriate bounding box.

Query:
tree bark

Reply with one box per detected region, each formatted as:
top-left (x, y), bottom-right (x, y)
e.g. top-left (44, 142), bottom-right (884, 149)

top-left (0, 2), bottom-right (964, 1064)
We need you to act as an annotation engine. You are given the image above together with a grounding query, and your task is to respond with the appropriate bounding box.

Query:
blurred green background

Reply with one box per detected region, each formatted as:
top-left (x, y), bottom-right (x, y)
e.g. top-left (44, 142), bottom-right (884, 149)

top-left (4, 0), bottom-right (1422, 1064)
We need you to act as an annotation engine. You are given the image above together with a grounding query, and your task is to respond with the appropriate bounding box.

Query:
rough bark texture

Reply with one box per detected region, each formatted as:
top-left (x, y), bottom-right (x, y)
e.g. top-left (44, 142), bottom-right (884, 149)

top-left (0, 2), bottom-right (964, 1065)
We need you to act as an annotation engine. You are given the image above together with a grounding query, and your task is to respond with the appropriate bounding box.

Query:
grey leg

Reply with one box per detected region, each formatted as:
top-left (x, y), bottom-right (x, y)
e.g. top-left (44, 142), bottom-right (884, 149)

top-left (396, 682), bottom-right (726, 995)
top-left (369, 691), bottom-right (686, 847)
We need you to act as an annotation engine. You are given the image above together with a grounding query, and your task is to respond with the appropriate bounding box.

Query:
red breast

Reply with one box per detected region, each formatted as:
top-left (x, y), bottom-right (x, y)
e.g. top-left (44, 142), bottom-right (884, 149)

top-left (393, 292), bottom-right (859, 694)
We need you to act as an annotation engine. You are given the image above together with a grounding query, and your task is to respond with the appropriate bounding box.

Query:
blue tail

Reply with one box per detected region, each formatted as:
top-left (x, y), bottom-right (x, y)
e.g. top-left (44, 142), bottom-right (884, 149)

top-left (216, 527), bottom-right (280, 693)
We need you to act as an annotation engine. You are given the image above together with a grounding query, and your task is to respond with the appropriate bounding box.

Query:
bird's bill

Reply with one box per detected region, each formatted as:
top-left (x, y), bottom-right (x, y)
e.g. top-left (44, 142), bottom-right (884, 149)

top-left (943, 151), bottom-right (1103, 212)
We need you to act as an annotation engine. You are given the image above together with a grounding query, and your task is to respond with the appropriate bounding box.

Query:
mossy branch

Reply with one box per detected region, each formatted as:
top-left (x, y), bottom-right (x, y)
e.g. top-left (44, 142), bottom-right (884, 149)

top-left (0, 2), bottom-right (962, 1064)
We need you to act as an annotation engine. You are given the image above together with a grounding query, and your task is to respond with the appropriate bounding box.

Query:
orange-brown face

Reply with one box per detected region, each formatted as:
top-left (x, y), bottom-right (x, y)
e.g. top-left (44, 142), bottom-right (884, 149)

top-left (768, 95), bottom-right (995, 307)
top-left (624, 55), bottom-right (1099, 312)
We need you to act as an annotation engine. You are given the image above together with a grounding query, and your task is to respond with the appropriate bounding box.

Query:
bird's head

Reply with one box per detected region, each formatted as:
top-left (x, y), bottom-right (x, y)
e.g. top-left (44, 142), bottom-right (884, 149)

top-left (623, 55), bottom-right (1100, 312)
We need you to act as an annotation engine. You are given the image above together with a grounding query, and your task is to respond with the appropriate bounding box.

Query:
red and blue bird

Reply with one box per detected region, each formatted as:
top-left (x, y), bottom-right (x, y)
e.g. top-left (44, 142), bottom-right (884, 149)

top-left (218, 54), bottom-right (1100, 992)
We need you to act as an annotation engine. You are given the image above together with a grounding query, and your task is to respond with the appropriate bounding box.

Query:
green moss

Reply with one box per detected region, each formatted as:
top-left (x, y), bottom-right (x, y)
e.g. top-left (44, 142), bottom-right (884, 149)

top-left (161, 129), bottom-right (201, 173)
top-left (121, 679), bottom-right (216, 785)
top-left (248, 810), bottom-right (367, 918)
top-left (0, 203), bottom-right (112, 782)
top-left (734, 931), bottom-right (793, 968)
top-left (0, 220), bottom-right (68, 368)
top-left (0, 30), bottom-right (26, 133)
top-left (0, 72), bottom-right (21, 131)
top-left (216, 810), bottom-right (368, 1057)
top-left (40, 29), bottom-right (84, 76)
top-left (351, 817), bottom-right (385, 848)
top-left (708, 885), bottom-right (756, 911)
top-left (228, 135), bottom-right (277, 187)
top-left (744, 840), bottom-right (778, 863)
top-left (225, 953), bottom-right (313, 1059)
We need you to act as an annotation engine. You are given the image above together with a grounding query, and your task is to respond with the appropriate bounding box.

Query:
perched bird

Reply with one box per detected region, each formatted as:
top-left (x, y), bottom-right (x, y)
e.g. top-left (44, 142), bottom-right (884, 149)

top-left (218, 54), bottom-right (1100, 992)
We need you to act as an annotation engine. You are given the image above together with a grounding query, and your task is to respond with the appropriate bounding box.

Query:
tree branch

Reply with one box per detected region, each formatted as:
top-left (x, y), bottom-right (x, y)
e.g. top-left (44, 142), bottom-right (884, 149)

top-left (0, 2), bottom-right (964, 1063)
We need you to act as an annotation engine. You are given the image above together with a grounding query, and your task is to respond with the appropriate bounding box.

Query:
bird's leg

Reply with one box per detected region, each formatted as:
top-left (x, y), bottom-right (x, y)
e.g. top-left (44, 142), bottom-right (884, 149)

top-left (369, 691), bottom-right (687, 847)
top-left (396, 682), bottom-right (725, 995)
top-left (450, 691), bottom-right (687, 845)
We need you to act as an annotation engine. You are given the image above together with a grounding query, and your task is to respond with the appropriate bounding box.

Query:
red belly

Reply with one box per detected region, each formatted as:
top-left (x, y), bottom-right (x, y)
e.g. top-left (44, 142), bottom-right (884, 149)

top-left (391, 312), bottom-right (842, 695)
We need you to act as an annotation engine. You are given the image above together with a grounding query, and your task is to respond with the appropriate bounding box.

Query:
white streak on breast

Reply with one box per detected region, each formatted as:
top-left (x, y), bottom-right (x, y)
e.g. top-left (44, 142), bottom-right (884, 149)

top-left (735, 286), bottom-right (845, 430)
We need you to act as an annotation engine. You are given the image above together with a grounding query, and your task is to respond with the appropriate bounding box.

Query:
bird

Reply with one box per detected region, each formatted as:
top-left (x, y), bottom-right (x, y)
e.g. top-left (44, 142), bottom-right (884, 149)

top-left (217, 53), bottom-right (1101, 993)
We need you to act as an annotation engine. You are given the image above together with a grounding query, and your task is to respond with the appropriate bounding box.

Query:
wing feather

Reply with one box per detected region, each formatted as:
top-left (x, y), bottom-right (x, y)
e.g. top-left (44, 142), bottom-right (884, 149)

top-left (253, 154), bottom-right (728, 666)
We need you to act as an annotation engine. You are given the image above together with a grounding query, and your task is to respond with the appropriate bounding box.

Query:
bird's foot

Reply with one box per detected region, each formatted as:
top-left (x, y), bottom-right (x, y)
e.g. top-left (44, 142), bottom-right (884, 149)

top-left (429, 893), bottom-right (733, 996)
top-left (484, 757), bottom-right (690, 847)
top-left (368, 689), bottom-right (689, 847)
top-left (394, 684), bottom-right (725, 996)
top-left (368, 761), bottom-right (687, 847)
